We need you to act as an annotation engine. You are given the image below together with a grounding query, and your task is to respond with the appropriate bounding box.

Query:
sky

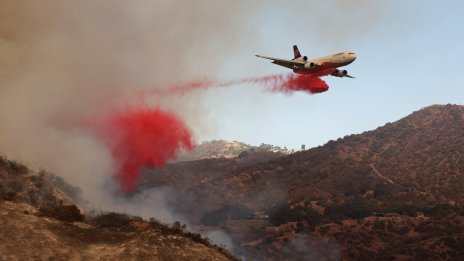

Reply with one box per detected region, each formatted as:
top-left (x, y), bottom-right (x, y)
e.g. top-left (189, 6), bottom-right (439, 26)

top-left (199, 1), bottom-right (464, 149)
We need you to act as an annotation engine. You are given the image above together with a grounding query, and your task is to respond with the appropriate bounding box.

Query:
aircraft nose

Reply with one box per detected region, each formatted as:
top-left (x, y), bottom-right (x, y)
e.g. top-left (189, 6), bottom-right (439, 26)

top-left (352, 53), bottom-right (357, 60)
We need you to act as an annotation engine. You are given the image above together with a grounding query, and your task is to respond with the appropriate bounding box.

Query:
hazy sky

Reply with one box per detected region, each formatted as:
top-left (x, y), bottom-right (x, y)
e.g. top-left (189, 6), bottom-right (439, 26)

top-left (200, 1), bottom-right (464, 149)
top-left (1, 0), bottom-right (463, 167)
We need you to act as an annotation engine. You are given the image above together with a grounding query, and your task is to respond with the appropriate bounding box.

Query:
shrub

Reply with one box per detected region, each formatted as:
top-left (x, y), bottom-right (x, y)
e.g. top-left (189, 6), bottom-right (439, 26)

top-left (93, 212), bottom-right (131, 227)
top-left (171, 221), bottom-right (187, 233)
top-left (200, 203), bottom-right (252, 226)
top-left (268, 203), bottom-right (322, 227)
top-left (398, 226), bottom-right (410, 235)
top-left (8, 160), bottom-right (29, 174)
top-left (373, 220), bottom-right (386, 231)
top-left (39, 204), bottom-right (84, 222)
top-left (45, 172), bottom-right (83, 202)
top-left (324, 198), bottom-right (371, 221)
top-left (443, 237), bottom-right (458, 249)
top-left (7, 181), bottom-right (24, 193)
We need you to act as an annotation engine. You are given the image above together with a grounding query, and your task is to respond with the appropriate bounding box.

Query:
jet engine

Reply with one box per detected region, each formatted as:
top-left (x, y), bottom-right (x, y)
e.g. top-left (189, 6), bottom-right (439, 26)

top-left (303, 56), bottom-right (308, 61)
top-left (304, 62), bottom-right (318, 69)
top-left (331, 69), bottom-right (348, 77)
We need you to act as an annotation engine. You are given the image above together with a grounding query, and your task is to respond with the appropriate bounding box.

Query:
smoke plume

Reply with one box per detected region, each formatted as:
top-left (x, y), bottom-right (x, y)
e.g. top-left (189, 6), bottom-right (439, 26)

top-left (0, 0), bottom-right (260, 201)
top-left (0, 0), bottom-right (389, 200)
top-left (0, 0), bottom-right (391, 253)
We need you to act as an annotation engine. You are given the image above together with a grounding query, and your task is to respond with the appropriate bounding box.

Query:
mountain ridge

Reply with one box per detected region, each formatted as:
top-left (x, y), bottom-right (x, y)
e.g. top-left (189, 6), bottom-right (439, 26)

top-left (188, 104), bottom-right (464, 209)
top-left (137, 104), bottom-right (464, 260)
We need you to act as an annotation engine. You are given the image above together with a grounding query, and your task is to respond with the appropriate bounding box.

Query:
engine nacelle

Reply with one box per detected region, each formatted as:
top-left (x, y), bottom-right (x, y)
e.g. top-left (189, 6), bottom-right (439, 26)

top-left (331, 69), bottom-right (348, 77)
top-left (303, 56), bottom-right (308, 61)
top-left (304, 62), bottom-right (317, 69)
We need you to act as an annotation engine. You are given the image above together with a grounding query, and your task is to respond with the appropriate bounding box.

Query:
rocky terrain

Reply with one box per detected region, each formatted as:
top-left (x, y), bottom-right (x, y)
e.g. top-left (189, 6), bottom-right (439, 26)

top-left (174, 140), bottom-right (292, 162)
top-left (0, 156), bottom-right (236, 261)
top-left (175, 140), bottom-right (253, 161)
top-left (137, 104), bottom-right (464, 260)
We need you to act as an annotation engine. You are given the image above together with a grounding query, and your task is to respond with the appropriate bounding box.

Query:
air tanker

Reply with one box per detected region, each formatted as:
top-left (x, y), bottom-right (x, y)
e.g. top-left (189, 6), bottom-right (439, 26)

top-left (256, 45), bottom-right (356, 78)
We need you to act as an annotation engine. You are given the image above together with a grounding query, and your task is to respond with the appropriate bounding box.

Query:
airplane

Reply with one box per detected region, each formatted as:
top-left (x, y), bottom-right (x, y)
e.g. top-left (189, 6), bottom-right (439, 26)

top-left (256, 45), bottom-right (356, 78)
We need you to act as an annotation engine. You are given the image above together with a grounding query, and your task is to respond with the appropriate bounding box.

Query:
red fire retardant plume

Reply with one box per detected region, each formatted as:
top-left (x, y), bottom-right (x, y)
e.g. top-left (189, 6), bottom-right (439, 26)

top-left (97, 107), bottom-right (193, 192)
top-left (97, 74), bottom-right (326, 192)
top-left (276, 74), bottom-right (329, 93)
top-left (150, 74), bottom-right (329, 96)
top-left (247, 74), bottom-right (329, 94)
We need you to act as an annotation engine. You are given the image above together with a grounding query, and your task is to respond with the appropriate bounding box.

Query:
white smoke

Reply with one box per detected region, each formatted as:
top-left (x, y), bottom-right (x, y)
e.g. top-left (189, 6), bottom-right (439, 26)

top-left (0, 0), bottom-right (392, 254)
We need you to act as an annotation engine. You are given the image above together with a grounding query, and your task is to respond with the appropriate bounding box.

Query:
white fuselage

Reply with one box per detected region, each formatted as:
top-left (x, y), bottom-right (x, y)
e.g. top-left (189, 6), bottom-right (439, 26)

top-left (293, 51), bottom-right (357, 75)
top-left (256, 48), bottom-right (357, 78)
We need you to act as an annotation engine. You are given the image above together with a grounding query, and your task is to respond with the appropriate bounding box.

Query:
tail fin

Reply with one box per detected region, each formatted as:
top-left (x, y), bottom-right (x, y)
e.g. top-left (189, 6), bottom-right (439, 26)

top-left (293, 45), bottom-right (301, 59)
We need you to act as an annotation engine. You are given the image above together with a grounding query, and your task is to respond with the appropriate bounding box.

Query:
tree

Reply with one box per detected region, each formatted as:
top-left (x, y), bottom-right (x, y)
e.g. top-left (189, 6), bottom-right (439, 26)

top-left (200, 203), bottom-right (252, 226)
top-left (268, 203), bottom-right (322, 228)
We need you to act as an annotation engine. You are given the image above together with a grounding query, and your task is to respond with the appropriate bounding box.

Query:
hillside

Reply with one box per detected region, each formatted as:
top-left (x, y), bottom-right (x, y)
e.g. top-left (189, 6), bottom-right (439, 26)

top-left (3, 104), bottom-right (463, 260)
top-left (174, 140), bottom-right (292, 162)
top-left (141, 150), bottom-right (284, 191)
top-left (0, 157), bottom-right (78, 208)
top-left (229, 207), bottom-right (464, 260)
top-left (188, 104), bottom-right (464, 211)
top-left (137, 104), bottom-right (464, 260)
top-left (0, 201), bottom-right (237, 260)
top-left (0, 156), bottom-right (236, 260)
top-left (175, 140), bottom-right (253, 161)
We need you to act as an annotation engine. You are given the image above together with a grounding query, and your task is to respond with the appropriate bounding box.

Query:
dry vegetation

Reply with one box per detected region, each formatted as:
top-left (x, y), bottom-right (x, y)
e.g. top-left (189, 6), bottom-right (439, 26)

top-left (0, 155), bottom-right (237, 260)
top-left (138, 104), bottom-right (464, 260)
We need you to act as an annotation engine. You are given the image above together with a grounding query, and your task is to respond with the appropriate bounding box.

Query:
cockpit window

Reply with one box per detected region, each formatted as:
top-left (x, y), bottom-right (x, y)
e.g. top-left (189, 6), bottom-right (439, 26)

top-left (348, 52), bottom-right (355, 55)
top-left (335, 52), bottom-right (344, 56)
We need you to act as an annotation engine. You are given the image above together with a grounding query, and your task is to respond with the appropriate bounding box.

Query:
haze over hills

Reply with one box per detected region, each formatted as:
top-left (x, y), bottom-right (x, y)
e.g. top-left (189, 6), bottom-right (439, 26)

top-left (141, 142), bottom-right (286, 192)
top-left (174, 140), bottom-right (293, 162)
top-left (0, 157), bottom-right (236, 260)
top-left (175, 140), bottom-right (252, 161)
top-left (191, 104), bottom-right (464, 208)
top-left (137, 104), bottom-right (464, 260)
top-left (1, 104), bottom-right (463, 260)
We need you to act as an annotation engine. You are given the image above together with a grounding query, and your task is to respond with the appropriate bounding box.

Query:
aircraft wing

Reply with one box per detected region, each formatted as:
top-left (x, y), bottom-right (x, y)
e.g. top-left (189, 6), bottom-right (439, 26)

top-left (255, 55), bottom-right (305, 70)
